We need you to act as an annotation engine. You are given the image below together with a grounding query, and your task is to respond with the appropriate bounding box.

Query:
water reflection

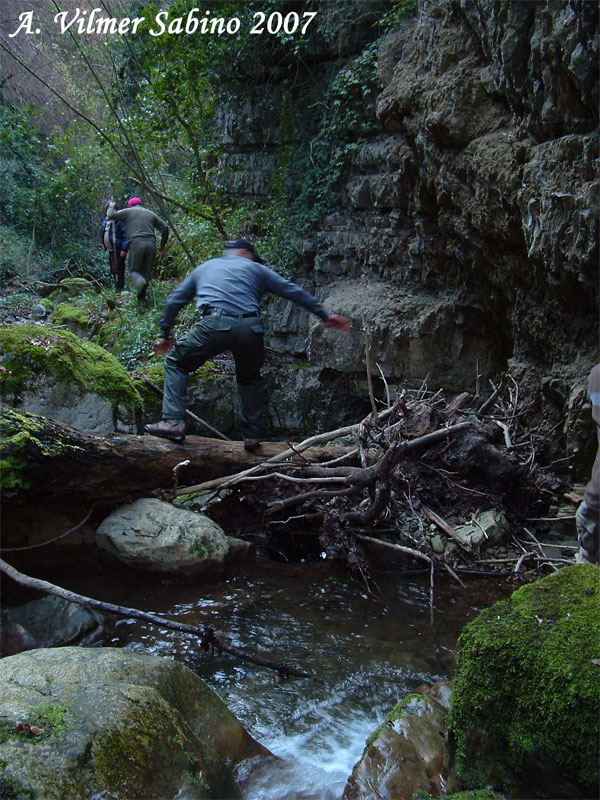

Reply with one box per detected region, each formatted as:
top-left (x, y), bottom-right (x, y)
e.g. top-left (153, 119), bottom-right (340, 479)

top-left (89, 558), bottom-right (509, 799)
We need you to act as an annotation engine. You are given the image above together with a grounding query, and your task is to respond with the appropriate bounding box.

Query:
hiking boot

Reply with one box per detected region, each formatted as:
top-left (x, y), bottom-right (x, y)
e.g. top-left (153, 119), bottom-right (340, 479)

top-left (145, 419), bottom-right (186, 442)
top-left (243, 438), bottom-right (261, 452)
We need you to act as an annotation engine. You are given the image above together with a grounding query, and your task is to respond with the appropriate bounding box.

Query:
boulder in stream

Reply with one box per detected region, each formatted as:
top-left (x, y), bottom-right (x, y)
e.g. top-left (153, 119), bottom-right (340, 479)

top-left (342, 680), bottom-right (456, 800)
top-left (446, 563), bottom-right (600, 798)
top-left (96, 498), bottom-right (252, 578)
top-left (0, 596), bottom-right (107, 656)
top-left (0, 646), bottom-right (271, 799)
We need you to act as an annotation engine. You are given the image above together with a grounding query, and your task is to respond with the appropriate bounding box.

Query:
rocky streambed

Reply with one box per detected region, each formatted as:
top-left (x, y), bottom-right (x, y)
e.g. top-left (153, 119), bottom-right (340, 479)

top-left (1, 542), bottom-right (598, 800)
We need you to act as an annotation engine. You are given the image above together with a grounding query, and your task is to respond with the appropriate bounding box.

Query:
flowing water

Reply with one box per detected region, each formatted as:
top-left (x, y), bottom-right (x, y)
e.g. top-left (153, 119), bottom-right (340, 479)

top-left (28, 552), bottom-right (511, 799)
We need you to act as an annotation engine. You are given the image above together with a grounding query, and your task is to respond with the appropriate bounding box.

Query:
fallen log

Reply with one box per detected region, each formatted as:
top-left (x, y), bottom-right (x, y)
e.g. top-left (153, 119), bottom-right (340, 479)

top-left (0, 405), bottom-right (352, 508)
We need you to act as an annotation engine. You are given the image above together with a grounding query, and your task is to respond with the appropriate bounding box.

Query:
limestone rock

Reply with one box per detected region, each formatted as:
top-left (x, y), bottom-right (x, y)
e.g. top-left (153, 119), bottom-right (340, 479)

top-left (96, 498), bottom-right (251, 578)
top-left (0, 647), bottom-right (271, 799)
top-left (342, 680), bottom-right (456, 800)
top-left (0, 596), bottom-right (107, 656)
top-left (309, 280), bottom-right (505, 392)
top-left (453, 509), bottom-right (510, 550)
top-left (0, 323), bottom-right (142, 433)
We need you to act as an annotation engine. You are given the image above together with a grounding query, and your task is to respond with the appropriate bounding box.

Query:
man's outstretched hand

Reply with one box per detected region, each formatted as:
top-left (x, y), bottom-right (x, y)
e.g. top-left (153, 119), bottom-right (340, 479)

top-left (324, 313), bottom-right (351, 331)
top-left (153, 337), bottom-right (175, 356)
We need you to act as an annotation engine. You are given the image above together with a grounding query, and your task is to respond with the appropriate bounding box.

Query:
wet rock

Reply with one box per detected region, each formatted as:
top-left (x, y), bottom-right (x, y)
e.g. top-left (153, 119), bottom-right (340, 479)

top-left (0, 647), bottom-right (271, 799)
top-left (342, 680), bottom-right (456, 800)
top-left (30, 303), bottom-right (48, 319)
top-left (453, 509), bottom-right (510, 550)
top-left (0, 596), bottom-right (107, 656)
top-left (96, 498), bottom-right (251, 578)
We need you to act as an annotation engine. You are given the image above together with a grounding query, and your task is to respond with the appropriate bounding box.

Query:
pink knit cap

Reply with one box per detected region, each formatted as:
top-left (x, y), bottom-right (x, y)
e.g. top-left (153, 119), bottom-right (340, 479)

top-left (127, 197), bottom-right (142, 207)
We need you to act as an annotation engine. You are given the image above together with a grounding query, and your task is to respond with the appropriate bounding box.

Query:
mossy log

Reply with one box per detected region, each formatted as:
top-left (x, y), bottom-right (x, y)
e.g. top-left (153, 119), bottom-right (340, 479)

top-left (0, 405), bottom-right (350, 508)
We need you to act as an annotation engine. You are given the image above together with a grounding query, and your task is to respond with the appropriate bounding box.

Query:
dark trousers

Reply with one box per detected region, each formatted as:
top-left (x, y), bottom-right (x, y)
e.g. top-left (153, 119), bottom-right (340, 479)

top-left (128, 237), bottom-right (157, 289)
top-left (162, 312), bottom-right (265, 439)
top-left (108, 249), bottom-right (126, 291)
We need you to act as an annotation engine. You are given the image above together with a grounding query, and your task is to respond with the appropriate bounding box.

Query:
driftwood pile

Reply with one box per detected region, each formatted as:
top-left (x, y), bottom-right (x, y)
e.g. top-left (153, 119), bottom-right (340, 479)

top-left (177, 377), bottom-right (575, 588)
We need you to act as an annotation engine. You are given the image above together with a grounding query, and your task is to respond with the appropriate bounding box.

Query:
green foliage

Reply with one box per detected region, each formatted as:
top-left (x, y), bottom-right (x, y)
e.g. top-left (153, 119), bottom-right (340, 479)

top-left (377, 0), bottom-right (417, 31)
top-left (284, 40), bottom-right (383, 235)
top-left (0, 104), bottom-right (45, 235)
top-left (1, 0), bottom-right (390, 301)
top-left (447, 564), bottom-right (600, 795)
top-left (0, 104), bottom-right (124, 282)
top-left (0, 226), bottom-right (49, 286)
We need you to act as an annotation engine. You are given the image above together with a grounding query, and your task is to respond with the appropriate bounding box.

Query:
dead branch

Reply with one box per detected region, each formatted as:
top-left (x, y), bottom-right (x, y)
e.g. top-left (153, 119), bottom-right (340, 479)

top-left (176, 406), bottom-right (402, 497)
top-left (354, 533), bottom-right (431, 565)
top-left (0, 558), bottom-right (315, 680)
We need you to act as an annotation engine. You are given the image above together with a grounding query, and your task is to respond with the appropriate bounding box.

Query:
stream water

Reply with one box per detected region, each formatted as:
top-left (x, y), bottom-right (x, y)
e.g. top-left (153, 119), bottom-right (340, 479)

top-left (38, 551), bottom-right (511, 800)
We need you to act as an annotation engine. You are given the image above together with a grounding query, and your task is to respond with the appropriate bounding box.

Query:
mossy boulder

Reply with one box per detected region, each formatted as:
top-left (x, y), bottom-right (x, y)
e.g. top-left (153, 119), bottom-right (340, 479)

top-left (50, 301), bottom-right (95, 336)
top-left (446, 564), bottom-right (600, 798)
top-left (0, 647), bottom-right (271, 799)
top-left (48, 277), bottom-right (94, 303)
top-left (0, 323), bottom-right (142, 432)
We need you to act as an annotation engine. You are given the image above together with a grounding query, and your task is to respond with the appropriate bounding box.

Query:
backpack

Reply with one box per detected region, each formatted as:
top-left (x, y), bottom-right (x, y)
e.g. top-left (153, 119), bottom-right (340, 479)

top-left (102, 218), bottom-right (117, 251)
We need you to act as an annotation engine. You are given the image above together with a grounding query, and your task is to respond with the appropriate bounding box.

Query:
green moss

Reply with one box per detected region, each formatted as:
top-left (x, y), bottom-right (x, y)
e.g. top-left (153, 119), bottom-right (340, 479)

top-left (0, 721), bottom-right (14, 746)
top-left (188, 360), bottom-right (220, 386)
top-left (447, 564), bottom-right (600, 793)
top-left (132, 363), bottom-right (168, 412)
top-left (0, 407), bottom-right (79, 489)
top-left (0, 704), bottom-right (72, 745)
top-left (0, 323), bottom-right (143, 412)
top-left (0, 762), bottom-right (35, 800)
top-left (91, 689), bottom-right (214, 798)
top-left (48, 277), bottom-right (93, 301)
top-left (365, 692), bottom-right (424, 748)
top-left (50, 302), bottom-right (90, 329)
top-left (190, 539), bottom-right (216, 559)
top-left (26, 703), bottom-right (73, 739)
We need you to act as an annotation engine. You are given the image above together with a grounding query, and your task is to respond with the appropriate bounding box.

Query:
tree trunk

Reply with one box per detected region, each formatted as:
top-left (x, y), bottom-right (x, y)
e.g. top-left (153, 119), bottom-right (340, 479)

top-left (0, 405), bottom-right (350, 508)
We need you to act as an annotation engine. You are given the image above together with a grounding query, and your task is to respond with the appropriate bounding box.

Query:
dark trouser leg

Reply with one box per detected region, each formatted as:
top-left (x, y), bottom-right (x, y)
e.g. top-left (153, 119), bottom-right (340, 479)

top-left (232, 322), bottom-right (265, 440)
top-left (108, 251), bottom-right (119, 289)
top-left (162, 320), bottom-right (231, 421)
top-left (115, 254), bottom-right (126, 291)
top-left (128, 238), bottom-right (155, 298)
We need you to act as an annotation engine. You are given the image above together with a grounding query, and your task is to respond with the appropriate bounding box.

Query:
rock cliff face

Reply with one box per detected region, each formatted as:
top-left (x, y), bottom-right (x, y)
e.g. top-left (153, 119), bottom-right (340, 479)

top-left (217, 0), bottom-right (598, 462)
top-left (312, 0), bottom-right (597, 387)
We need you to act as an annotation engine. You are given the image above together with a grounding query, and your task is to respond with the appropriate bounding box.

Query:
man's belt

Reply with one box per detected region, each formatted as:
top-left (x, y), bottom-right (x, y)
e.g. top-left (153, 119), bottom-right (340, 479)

top-left (201, 307), bottom-right (259, 319)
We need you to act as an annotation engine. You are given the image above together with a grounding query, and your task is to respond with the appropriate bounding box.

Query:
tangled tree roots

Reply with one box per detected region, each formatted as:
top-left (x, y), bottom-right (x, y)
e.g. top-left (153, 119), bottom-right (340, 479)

top-left (182, 379), bottom-right (574, 592)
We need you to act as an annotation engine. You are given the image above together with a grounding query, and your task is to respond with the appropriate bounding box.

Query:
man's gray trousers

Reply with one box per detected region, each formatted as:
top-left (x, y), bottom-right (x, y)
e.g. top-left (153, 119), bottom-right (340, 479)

top-left (161, 312), bottom-right (265, 439)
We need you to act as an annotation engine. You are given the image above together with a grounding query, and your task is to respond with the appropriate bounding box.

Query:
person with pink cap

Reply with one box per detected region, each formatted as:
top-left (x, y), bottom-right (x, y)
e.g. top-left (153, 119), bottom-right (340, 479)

top-left (107, 197), bottom-right (169, 299)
